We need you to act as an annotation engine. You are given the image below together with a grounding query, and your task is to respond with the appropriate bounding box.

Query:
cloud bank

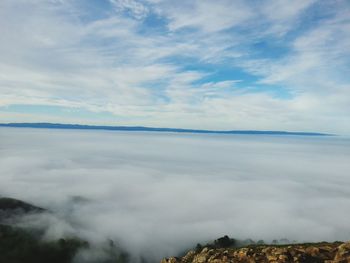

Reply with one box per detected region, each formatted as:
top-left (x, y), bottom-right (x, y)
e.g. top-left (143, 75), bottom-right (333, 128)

top-left (0, 0), bottom-right (349, 133)
top-left (1, 128), bottom-right (350, 261)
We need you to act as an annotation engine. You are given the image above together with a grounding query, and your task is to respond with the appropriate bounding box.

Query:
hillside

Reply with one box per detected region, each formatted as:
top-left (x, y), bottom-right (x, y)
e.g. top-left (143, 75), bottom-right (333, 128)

top-left (162, 238), bottom-right (350, 263)
top-left (1, 197), bottom-right (350, 263)
top-left (0, 197), bottom-right (127, 263)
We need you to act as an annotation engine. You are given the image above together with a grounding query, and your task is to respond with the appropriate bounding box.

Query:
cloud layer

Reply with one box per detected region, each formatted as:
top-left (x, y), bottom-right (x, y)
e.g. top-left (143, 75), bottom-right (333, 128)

top-left (1, 128), bottom-right (350, 261)
top-left (0, 0), bottom-right (349, 133)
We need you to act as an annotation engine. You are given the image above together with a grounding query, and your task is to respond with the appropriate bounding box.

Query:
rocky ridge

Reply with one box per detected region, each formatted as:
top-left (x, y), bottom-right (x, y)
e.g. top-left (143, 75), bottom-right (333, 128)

top-left (161, 241), bottom-right (350, 263)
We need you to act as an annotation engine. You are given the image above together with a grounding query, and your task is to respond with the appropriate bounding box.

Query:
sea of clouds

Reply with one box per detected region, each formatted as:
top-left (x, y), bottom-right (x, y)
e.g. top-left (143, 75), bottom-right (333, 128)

top-left (0, 128), bottom-right (350, 262)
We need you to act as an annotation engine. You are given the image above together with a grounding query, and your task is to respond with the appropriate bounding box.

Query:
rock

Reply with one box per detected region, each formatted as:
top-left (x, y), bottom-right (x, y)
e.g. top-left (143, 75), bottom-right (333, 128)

top-left (305, 246), bottom-right (319, 257)
top-left (161, 258), bottom-right (179, 263)
top-left (267, 255), bottom-right (278, 261)
top-left (278, 254), bottom-right (289, 262)
top-left (161, 241), bottom-right (350, 263)
top-left (193, 254), bottom-right (207, 263)
top-left (168, 257), bottom-right (178, 263)
top-left (201, 247), bottom-right (209, 254)
top-left (334, 242), bottom-right (350, 262)
top-left (182, 250), bottom-right (196, 263)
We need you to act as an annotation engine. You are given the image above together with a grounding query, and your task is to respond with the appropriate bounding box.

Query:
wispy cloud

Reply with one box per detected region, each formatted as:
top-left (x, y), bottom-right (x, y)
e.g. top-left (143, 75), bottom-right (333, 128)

top-left (110, 0), bottom-right (150, 20)
top-left (0, 0), bottom-right (349, 133)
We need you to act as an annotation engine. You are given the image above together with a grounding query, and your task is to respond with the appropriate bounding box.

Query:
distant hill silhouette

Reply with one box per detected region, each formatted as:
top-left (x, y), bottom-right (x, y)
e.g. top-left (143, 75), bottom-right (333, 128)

top-left (0, 123), bottom-right (331, 136)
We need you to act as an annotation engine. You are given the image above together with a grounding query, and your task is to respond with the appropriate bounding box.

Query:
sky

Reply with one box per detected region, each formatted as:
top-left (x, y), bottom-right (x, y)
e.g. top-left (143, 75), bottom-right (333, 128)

top-left (0, 0), bottom-right (350, 134)
top-left (1, 128), bottom-right (350, 262)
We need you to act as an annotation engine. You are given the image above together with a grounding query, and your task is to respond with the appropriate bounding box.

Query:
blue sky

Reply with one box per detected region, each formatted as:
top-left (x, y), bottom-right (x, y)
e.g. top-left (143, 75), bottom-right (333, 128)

top-left (0, 0), bottom-right (349, 134)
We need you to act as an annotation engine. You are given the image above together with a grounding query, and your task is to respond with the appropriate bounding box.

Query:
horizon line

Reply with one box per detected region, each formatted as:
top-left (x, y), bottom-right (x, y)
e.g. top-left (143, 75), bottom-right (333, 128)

top-left (0, 122), bottom-right (333, 136)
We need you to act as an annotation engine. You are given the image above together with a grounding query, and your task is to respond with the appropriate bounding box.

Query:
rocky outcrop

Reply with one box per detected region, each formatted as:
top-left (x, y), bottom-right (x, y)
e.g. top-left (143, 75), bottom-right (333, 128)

top-left (161, 241), bottom-right (350, 263)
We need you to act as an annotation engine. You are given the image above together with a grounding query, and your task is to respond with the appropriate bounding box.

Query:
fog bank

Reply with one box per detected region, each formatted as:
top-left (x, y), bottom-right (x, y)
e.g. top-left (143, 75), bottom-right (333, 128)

top-left (1, 128), bottom-right (350, 261)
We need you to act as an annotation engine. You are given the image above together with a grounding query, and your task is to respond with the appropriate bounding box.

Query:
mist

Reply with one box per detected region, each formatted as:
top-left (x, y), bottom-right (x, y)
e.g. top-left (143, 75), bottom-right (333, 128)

top-left (1, 127), bottom-right (350, 262)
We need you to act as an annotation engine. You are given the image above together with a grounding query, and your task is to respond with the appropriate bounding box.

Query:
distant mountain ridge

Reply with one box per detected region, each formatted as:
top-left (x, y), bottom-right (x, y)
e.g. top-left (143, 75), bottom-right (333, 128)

top-left (0, 123), bottom-right (331, 136)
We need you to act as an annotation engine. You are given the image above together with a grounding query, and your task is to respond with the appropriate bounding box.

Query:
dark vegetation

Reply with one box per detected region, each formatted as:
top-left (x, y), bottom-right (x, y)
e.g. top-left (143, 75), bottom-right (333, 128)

top-left (0, 197), bottom-right (45, 222)
top-left (0, 224), bottom-right (87, 263)
top-left (195, 235), bottom-right (237, 252)
top-left (0, 198), bottom-right (44, 213)
top-left (0, 197), bottom-right (129, 263)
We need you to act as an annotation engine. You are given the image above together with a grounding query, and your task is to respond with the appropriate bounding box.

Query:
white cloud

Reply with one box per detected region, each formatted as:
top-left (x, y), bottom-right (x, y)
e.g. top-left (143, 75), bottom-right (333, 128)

top-left (0, 0), bottom-right (349, 133)
top-left (262, 0), bottom-right (316, 21)
top-left (110, 0), bottom-right (149, 19)
top-left (152, 0), bottom-right (253, 32)
top-left (1, 129), bottom-right (350, 261)
top-left (259, 0), bottom-right (316, 36)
